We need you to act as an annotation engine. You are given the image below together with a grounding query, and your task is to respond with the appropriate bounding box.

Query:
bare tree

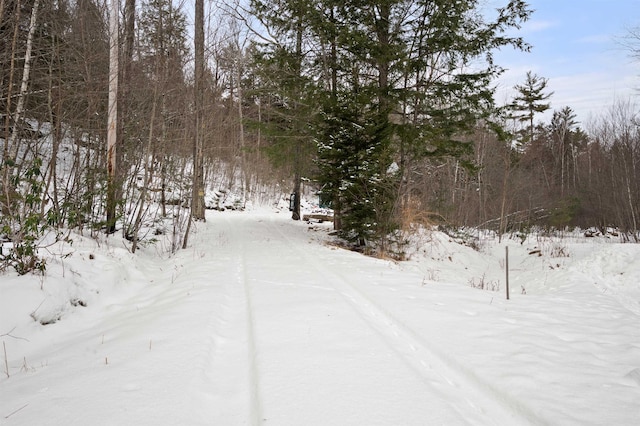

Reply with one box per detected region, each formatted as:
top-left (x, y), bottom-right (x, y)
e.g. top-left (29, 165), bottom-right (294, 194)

top-left (183, 0), bottom-right (206, 248)
top-left (2, 0), bottom-right (39, 218)
top-left (106, 0), bottom-right (118, 233)
top-left (192, 0), bottom-right (206, 220)
top-left (621, 25), bottom-right (640, 63)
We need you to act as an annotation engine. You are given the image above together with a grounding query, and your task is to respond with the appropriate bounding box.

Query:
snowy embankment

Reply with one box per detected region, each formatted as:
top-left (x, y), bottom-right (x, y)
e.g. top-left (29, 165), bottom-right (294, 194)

top-left (1, 210), bottom-right (639, 425)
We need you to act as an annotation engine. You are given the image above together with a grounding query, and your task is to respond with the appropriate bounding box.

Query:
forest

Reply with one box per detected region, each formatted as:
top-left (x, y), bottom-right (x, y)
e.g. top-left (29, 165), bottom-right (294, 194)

top-left (1, 0), bottom-right (639, 273)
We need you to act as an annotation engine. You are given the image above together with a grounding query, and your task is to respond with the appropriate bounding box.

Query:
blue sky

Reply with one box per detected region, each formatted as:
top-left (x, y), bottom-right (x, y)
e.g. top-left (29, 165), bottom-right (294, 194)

top-left (491, 0), bottom-right (640, 124)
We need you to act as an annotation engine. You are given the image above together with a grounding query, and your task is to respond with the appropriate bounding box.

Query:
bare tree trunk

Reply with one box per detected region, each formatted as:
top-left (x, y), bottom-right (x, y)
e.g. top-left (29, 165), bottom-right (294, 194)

top-left (572, 145), bottom-right (578, 190)
top-left (3, 0), bottom-right (39, 241)
top-left (106, 0), bottom-right (119, 234)
top-left (291, 16), bottom-right (303, 221)
top-left (116, 0), bottom-right (136, 227)
top-left (0, 0), bottom-right (5, 29)
top-left (131, 83), bottom-right (159, 253)
top-left (292, 142), bottom-right (301, 220)
top-left (123, 0), bottom-right (135, 71)
top-left (160, 94), bottom-right (168, 217)
top-left (625, 173), bottom-right (638, 235)
top-left (538, 156), bottom-right (551, 191)
top-left (44, 41), bottom-right (62, 219)
top-left (184, 0), bottom-right (206, 249)
top-left (623, 153), bottom-right (638, 236)
top-left (476, 127), bottom-right (487, 225)
top-left (8, 0), bottom-right (40, 153)
top-left (560, 138), bottom-right (565, 197)
top-left (254, 98), bottom-right (262, 193)
top-left (191, 0), bottom-right (205, 221)
top-left (2, 0), bottom-right (21, 218)
top-left (236, 54), bottom-right (248, 207)
top-left (498, 149), bottom-right (511, 242)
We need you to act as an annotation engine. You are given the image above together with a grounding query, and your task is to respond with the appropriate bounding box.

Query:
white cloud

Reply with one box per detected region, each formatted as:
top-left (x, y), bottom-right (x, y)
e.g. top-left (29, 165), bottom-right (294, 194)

top-left (522, 19), bottom-right (558, 34)
top-left (549, 72), bottom-right (639, 119)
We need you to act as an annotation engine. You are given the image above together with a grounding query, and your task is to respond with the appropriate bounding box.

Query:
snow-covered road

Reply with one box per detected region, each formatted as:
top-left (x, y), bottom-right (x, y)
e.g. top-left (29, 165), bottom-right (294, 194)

top-left (2, 211), bottom-right (639, 425)
top-left (215, 215), bottom-right (537, 425)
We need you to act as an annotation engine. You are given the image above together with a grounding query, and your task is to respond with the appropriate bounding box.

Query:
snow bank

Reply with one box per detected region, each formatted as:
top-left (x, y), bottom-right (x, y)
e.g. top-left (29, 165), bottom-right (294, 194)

top-left (1, 212), bottom-right (639, 425)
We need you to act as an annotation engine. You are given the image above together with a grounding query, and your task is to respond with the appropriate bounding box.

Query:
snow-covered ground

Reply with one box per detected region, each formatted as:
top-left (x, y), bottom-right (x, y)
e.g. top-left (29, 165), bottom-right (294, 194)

top-left (1, 209), bottom-right (639, 425)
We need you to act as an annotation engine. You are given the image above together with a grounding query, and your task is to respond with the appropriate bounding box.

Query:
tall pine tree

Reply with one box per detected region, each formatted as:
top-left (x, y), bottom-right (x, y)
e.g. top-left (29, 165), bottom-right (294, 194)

top-left (510, 70), bottom-right (553, 144)
top-left (250, 0), bottom-right (319, 220)
top-left (252, 0), bottom-right (533, 250)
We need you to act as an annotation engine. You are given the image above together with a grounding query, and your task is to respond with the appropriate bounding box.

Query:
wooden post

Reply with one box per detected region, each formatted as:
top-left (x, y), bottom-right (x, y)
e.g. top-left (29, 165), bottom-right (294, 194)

top-left (505, 246), bottom-right (510, 300)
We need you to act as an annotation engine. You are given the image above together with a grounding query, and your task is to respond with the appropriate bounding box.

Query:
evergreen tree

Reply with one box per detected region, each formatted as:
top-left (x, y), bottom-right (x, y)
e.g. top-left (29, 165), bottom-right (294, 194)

top-left (316, 93), bottom-right (397, 245)
top-left (550, 106), bottom-right (578, 196)
top-left (251, 0), bottom-right (532, 250)
top-left (510, 70), bottom-right (553, 144)
top-left (320, 0), bottom-right (532, 248)
top-left (250, 0), bottom-right (319, 221)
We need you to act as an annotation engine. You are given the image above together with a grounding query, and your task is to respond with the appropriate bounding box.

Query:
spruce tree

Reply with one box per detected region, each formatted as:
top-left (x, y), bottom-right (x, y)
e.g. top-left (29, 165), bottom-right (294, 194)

top-left (250, 0), bottom-right (318, 221)
top-left (251, 0), bottom-right (533, 250)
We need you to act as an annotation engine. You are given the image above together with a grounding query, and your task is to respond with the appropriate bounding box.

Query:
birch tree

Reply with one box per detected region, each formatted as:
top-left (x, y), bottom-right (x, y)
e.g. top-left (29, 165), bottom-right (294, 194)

top-left (106, 0), bottom-right (118, 233)
top-left (0, 0), bottom-right (47, 274)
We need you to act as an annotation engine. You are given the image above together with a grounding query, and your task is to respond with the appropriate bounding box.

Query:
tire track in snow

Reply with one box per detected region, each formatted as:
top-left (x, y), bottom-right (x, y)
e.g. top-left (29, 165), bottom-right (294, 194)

top-left (206, 216), bottom-right (263, 425)
top-left (238, 236), bottom-right (264, 426)
top-left (266, 218), bottom-right (548, 426)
